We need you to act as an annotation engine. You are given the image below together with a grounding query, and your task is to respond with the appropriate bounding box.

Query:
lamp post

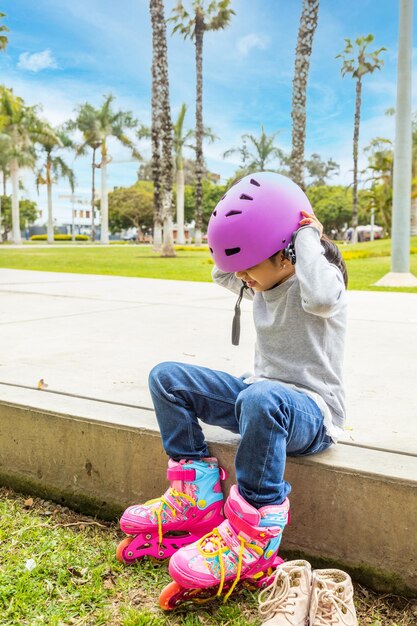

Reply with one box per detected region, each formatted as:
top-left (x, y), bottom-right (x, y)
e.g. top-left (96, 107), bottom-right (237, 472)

top-left (376, 0), bottom-right (417, 286)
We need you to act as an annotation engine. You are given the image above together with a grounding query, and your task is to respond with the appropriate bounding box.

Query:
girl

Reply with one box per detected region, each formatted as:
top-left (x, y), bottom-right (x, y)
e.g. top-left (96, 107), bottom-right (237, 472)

top-left (117, 172), bottom-right (348, 611)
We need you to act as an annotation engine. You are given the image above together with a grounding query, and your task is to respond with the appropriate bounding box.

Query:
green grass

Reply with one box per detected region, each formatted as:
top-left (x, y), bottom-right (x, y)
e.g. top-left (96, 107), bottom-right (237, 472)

top-left (1, 239), bottom-right (417, 292)
top-left (1, 488), bottom-right (415, 626)
top-left (0, 245), bottom-right (214, 283)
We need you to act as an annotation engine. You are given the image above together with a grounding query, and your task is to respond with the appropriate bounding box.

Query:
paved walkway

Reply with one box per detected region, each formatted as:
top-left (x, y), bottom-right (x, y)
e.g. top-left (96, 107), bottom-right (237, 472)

top-left (0, 268), bottom-right (416, 457)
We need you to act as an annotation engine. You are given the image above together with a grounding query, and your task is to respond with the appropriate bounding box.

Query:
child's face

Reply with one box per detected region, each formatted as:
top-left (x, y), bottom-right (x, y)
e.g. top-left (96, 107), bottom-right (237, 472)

top-left (235, 253), bottom-right (295, 292)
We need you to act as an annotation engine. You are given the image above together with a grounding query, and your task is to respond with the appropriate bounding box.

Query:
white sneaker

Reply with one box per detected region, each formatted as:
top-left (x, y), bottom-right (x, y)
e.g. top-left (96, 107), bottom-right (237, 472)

top-left (309, 569), bottom-right (358, 626)
top-left (258, 560), bottom-right (312, 625)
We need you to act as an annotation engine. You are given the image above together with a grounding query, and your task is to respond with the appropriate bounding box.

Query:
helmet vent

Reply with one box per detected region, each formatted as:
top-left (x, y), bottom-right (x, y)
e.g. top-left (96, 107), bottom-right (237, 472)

top-left (225, 210), bottom-right (242, 217)
top-left (221, 194), bottom-right (226, 200)
top-left (209, 247), bottom-right (213, 254)
top-left (240, 193), bottom-right (253, 201)
top-left (250, 178), bottom-right (260, 187)
top-left (225, 247), bottom-right (241, 257)
top-left (213, 210), bottom-right (217, 216)
top-left (282, 239), bottom-right (286, 244)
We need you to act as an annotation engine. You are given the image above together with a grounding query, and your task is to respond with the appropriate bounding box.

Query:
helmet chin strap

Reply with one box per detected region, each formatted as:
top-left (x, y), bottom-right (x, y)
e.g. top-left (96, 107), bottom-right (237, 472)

top-left (231, 243), bottom-right (297, 346)
top-left (231, 281), bottom-right (248, 346)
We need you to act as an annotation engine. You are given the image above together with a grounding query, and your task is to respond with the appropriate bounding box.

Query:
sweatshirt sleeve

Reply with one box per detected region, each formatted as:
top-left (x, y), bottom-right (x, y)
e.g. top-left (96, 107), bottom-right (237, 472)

top-left (211, 266), bottom-right (255, 300)
top-left (293, 226), bottom-right (345, 318)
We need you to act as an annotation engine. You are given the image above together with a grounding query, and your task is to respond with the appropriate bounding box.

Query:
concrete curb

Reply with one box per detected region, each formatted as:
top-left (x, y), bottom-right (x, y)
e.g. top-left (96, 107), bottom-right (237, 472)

top-left (1, 396), bottom-right (416, 596)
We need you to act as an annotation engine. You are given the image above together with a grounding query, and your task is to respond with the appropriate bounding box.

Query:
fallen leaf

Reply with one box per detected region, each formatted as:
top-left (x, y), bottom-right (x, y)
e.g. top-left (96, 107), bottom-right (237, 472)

top-left (24, 497), bottom-right (34, 508)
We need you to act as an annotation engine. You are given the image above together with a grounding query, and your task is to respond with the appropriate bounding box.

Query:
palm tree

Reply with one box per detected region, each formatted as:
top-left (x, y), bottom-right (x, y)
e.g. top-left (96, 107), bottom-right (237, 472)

top-left (170, 0), bottom-right (235, 246)
top-left (290, 0), bottom-right (319, 189)
top-left (174, 104), bottom-right (193, 244)
top-left (0, 11), bottom-right (10, 240)
top-left (0, 133), bottom-right (12, 242)
top-left (70, 96), bottom-right (139, 244)
top-left (150, 0), bottom-right (175, 257)
top-left (142, 102), bottom-right (216, 246)
top-left (36, 124), bottom-right (75, 243)
top-left (0, 12), bottom-right (9, 52)
top-left (0, 87), bottom-right (39, 244)
top-left (224, 126), bottom-right (284, 173)
top-left (67, 104), bottom-right (101, 241)
top-left (337, 34), bottom-right (385, 243)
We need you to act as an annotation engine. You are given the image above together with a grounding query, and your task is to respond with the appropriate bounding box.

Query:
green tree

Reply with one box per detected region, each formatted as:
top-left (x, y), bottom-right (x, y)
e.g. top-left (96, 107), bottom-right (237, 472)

top-left (36, 124), bottom-right (75, 244)
top-left (69, 95), bottom-right (139, 244)
top-left (337, 34), bottom-right (386, 242)
top-left (362, 137), bottom-right (393, 233)
top-left (290, 0), bottom-right (319, 188)
top-left (0, 195), bottom-right (38, 240)
top-left (170, 0), bottom-right (235, 246)
top-left (0, 12), bottom-right (9, 52)
top-left (224, 126), bottom-right (284, 174)
top-left (108, 181), bottom-right (154, 237)
top-left (184, 179), bottom-right (226, 231)
top-left (306, 185), bottom-right (353, 236)
top-left (305, 153), bottom-right (340, 186)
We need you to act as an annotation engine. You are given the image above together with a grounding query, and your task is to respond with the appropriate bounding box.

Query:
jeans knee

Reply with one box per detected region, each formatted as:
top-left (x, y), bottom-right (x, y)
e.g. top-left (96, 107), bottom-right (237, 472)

top-left (148, 361), bottom-right (180, 395)
top-left (237, 382), bottom-right (289, 429)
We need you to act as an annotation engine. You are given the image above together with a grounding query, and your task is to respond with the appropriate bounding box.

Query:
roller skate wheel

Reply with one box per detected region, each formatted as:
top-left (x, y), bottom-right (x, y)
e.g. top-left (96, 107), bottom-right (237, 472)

top-left (116, 537), bottom-right (134, 563)
top-left (145, 533), bottom-right (152, 540)
top-left (159, 580), bottom-right (183, 611)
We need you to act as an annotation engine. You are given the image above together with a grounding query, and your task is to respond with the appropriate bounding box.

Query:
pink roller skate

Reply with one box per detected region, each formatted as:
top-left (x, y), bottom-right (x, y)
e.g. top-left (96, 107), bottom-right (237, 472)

top-left (116, 458), bottom-right (226, 563)
top-left (159, 484), bottom-right (290, 609)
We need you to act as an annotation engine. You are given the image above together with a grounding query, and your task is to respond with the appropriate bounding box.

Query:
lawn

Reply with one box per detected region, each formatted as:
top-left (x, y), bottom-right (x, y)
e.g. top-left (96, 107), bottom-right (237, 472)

top-left (0, 239), bottom-right (417, 292)
top-left (1, 488), bottom-right (415, 626)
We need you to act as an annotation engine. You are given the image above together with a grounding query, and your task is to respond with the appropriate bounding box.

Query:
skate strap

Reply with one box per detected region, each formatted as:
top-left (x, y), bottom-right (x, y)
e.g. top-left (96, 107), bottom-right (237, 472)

top-left (167, 467), bottom-right (196, 481)
top-left (219, 467), bottom-right (228, 480)
top-left (224, 499), bottom-right (281, 541)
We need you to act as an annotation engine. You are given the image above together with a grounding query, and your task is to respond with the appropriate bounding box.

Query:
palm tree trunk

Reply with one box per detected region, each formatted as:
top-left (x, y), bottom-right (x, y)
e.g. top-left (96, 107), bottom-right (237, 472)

top-left (194, 20), bottom-right (204, 247)
top-left (100, 146), bottom-right (109, 245)
top-left (411, 197), bottom-right (417, 236)
top-left (351, 76), bottom-right (362, 244)
top-left (46, 155), bottom-right (54, 244)
top-left (176, 168), bottom-right (185, 244)
top-left (290, 0), bottom-right (319, 190)
top-left (91, 147), bottom-right (97, 242)
top-left (0, 195), bottom-right (3, 243)
top-left (150, 0), bottom-right (163, 252)
top-left (154, 0), bottom-right (175, 257)
top-left (11, 158), bottom-right (21, 245)
top-left (2, 170), bottom-right (6, 196)
top-left (162, 197), bottom-right (175, 256)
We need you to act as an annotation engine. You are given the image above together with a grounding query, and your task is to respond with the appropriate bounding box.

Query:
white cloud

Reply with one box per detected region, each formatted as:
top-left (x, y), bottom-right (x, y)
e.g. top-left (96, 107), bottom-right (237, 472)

top-left (17, 49), bottom-right (58, 72)
top-left (236, 33), bottom-right (269, 58)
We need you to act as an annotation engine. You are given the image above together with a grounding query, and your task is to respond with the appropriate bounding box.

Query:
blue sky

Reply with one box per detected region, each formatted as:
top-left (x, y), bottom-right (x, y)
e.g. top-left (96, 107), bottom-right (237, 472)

top-left (1, 0), bottom-right (416, 223)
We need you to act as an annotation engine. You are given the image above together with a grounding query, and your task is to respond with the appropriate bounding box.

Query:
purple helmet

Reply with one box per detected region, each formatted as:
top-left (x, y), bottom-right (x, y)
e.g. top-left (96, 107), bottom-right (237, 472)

top-left (207, 171), bottom-right (313, 272)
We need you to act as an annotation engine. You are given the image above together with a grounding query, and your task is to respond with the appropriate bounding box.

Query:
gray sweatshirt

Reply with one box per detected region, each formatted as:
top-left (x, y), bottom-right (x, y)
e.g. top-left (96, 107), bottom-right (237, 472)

top-left (212, 226), bottom-right (347, 432)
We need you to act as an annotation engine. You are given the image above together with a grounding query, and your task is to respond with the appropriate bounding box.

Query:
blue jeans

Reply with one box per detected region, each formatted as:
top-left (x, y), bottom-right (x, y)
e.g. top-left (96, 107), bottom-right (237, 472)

top-left (148, 361), bottom-right (332, 508)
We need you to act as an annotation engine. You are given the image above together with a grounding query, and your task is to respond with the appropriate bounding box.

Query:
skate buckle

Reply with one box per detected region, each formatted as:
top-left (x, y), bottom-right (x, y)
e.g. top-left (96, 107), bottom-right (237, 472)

top-left (167, 467), bottom-right (196, 481)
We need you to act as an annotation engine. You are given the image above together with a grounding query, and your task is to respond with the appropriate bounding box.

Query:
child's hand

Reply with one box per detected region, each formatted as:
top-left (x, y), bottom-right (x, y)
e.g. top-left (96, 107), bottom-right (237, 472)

top-left (299, 211), bottom-right (323, 238)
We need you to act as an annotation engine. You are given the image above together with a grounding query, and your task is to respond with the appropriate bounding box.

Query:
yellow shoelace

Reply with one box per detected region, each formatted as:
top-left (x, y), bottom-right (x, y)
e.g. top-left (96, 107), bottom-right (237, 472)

top-left (197, 527), bottom-right (264, 601)
top-left (144, 489), bottom-right (196, 544)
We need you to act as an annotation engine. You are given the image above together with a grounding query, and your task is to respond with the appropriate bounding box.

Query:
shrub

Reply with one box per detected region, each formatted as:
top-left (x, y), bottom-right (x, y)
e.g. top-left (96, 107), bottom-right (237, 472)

top-left (174, 245), bottom-right (210, 252)
top-left (30, 234), bottom-right (90, 241)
